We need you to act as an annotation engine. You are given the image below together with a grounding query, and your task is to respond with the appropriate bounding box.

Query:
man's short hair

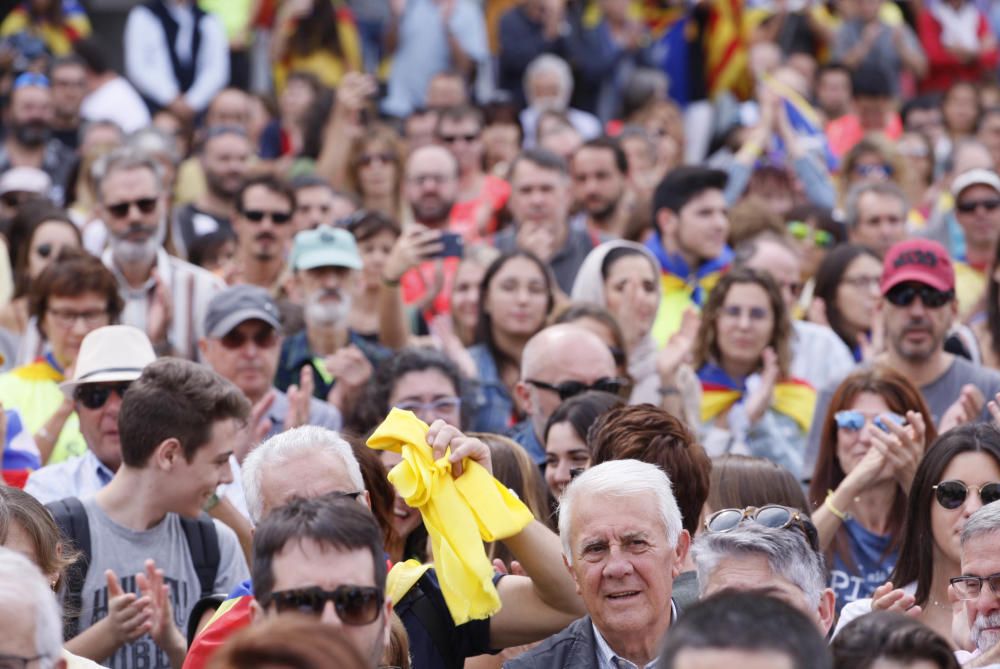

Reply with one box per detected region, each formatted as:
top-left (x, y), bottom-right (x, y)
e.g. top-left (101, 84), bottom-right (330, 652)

top-left (589, 405), bottom-right (710, 537)
top-left (0, 548), bottom-right (63, 668)
top-left (658, 591), bottom-right (832, 669)
top-left (961, 500), bottom-right (1000, 547)
top-left (652, 166), bottom-right (727, 215)
top-left (118, 358), bottom-right (250, 468)
top-left (843, 181), bottom-right (908, 229)
top-left (573, 136), bottom-right (628, 175)
top-left (435, 105), bottom-right (484, 135)
top-left (252, 495), bottom-right (387, 605)
top-left (93, 146), bottom-right (165, 201)
top-left (242, 426), bottom-right (365, 524)
top-left (692, 524), bottom-right (827, 608)
top-left (831, 611), bottom-right (960, 669)
top-left (851, 63), bottom-right (892, 99)
top-left (235, 174), bottom-right (296, 215)
top-left (559, 459), bottom-right (682, 563)
top-left (508, 147), bottom-right (568, 181)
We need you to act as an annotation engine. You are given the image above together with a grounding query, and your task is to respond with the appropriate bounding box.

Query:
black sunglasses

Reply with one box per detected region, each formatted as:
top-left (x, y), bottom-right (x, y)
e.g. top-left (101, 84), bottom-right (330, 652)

top-left (956, 198), bottom-right (1000, 214)
top-left (933, 480), bottom-right (1000, 510)
top-left (526, 377), bottom-right (627, 401)
top-left (219, 327), bottom-right (278, 350)
top-left (264, 585), bottom-right (383, 625)
top-left (885, 284), bottom-right (954, 309)
top-left (106, 197), bottom-right (157, 219)
top-left (705, 505), bottom-right (820, 552)
top-left (241, 209), bottom-right (292, 225)
top-left (439, 133), bottom-right (479, 144)
top-left (74, 382), bottom-right (132, 410)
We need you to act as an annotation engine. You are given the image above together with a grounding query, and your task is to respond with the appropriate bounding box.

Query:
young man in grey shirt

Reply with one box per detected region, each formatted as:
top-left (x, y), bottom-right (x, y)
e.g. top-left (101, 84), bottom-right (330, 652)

top-left (62, 358), bottom-right (250, 668)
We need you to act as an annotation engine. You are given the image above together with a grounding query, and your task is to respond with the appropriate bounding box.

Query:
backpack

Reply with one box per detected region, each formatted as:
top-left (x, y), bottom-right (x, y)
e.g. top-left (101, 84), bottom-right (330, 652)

top-left (47, 496), bottom-right (221, 640)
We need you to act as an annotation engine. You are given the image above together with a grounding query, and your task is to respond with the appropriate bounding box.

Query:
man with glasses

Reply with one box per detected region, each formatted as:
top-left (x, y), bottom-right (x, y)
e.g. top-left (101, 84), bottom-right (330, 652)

top-left (806, 239), bottom-right (1000, 474)
top-left (952, 169), bottom-right (1000, 317)
top-left (692, 518), bottom-right (836, 634)
top-left (24, 325), bottom-right (154, 503)
top-left (200, 285), bottom-right (341, 442)
top-left (250, 496), bottom-right (391, 667)
top-left (97, 147), bottom-right (225, 361)
top-left (275, 226), bottom-right (386, 414)
top-left (512, 324), bottom-right (620, 463)
top-left (230, 174), bottom-right (297, 291)
top-left (844, 181), bottom-right (908, 258)
top-left (953, 501), bottom-right (1000, 667)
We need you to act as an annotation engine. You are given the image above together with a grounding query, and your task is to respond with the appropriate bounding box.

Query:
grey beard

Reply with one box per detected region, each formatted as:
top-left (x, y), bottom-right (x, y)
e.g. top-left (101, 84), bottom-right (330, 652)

top-left (110, 218), bottom-right (165, 266)
top-left (305, 294), bottom-right (352, 326)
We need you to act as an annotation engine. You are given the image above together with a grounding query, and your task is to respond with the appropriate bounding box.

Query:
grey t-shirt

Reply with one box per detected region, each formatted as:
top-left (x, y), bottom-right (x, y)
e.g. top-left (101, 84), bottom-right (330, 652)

top-left (77, 497), bottom-right (249, 669)
top-left (804, 356), bottom-right (1000, 478)
top-left (833, 19), bottom-right (923, 97)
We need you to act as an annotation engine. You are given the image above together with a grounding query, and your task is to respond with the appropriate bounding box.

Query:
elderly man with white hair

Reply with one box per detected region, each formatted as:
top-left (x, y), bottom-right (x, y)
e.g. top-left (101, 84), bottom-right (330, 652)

top-left (505, 459), bottom-right (691, 669)
top-left (953, 501), bottom-right (1000, 668)
top-left (519, 54), bottom-right (602, 150)
top-left (0, 547), bottom-right (67, 669)
top-left (692, 519), bottom-right (837, 635)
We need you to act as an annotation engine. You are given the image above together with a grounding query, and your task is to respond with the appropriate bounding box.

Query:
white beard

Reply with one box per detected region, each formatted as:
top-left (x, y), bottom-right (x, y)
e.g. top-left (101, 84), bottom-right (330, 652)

top-left (305, 292), bottom-right (352, 326)
top-left (110, 215), bottom-right (165, 266)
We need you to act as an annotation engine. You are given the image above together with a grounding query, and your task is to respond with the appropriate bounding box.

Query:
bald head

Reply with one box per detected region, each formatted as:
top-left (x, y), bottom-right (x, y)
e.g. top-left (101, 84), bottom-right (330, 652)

top-left (405, 145), bottom-right (459, 227)
top-left (517, 324), bottom-right (618, 442)
top-left (738, 235), bottom-right (801, 309)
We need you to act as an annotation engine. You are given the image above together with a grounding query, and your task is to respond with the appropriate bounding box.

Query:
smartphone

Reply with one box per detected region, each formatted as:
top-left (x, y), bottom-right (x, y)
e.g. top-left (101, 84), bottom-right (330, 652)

top-left (434, 232), bottom-right (464, 259)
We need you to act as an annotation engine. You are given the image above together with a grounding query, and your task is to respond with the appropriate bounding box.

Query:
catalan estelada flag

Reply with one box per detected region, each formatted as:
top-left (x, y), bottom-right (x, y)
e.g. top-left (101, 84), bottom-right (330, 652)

top-left (698, 363), bottom-right (817, 433)
top-left (181, 582), bottom-right (254, 669)
top-left (705, 0), bottom-right (751, 99)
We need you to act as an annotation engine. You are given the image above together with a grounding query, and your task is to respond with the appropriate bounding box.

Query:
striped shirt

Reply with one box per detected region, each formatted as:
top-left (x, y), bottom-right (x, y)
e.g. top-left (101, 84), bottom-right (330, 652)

top-left (103, 247), bottom-right (225, 361)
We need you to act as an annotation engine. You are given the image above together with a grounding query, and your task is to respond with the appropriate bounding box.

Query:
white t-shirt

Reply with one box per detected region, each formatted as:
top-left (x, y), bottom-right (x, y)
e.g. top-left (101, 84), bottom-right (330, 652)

top-left (80, 77), bottom-right (151, 134)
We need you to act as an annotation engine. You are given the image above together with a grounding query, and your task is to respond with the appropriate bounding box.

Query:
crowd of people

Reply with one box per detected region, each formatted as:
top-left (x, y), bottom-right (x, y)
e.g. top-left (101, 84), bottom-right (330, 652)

top-left (3, 0), bottom-right (1000, 667)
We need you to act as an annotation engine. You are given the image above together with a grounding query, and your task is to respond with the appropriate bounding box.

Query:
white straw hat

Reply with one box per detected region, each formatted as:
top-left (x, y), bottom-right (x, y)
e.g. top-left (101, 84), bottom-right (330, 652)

top-left (59, 325), bottom-right (156, 396)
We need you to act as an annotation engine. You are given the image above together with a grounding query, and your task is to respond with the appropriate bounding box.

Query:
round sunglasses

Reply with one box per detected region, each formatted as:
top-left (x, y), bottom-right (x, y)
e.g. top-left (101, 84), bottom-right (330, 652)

top-left (933, 480), bottom-right (1000, 510)
top-left (705, 505), bottom-right (819, 551)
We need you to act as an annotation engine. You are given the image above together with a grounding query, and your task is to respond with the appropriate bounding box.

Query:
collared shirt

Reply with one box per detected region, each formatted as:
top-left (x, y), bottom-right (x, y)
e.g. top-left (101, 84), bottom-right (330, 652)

top-left (102, 246), bottom-right (225, 361)
top-left (592, 601), bottom-right (676, 669)
top-left (123, 1), bottom-right (229, 111)
top-left (24, 449), bottom-right (114, 504)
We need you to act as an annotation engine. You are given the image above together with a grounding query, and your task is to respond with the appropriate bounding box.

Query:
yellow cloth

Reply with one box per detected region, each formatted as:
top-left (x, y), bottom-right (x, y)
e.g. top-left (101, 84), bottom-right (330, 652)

top-left (700, 381), bottom-right (817, 434)
top-left (0, 363), bottom-right (84, 464)
top-left (955, 260), bottom-right (987, 321)
top-left (367, 408), bottom-right (534, 624)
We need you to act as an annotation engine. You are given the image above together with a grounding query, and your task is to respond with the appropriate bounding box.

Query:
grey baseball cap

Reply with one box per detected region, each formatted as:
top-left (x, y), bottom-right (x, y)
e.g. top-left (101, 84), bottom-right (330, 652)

top-left (204, 285), bottom-right (281, 338)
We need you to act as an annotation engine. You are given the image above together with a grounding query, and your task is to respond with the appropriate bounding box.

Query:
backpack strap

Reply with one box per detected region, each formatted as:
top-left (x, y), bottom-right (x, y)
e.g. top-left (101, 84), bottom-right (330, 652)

top-left (179, 513), bottom-right (221, 598)
top-left (396, 576), bottom-right (460, 669)
top-left (46, 497), bottom-right (91, 641)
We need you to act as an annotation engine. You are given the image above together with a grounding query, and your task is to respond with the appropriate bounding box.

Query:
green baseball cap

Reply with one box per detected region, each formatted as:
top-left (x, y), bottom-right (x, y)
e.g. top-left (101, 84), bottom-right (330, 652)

top-left (291, 225), bottom-right (364, 271)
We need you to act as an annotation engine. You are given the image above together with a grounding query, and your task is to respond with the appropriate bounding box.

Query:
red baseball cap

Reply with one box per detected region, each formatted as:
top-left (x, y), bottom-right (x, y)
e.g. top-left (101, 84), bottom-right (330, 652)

top-left (880, 239), bottom-right (954, 295)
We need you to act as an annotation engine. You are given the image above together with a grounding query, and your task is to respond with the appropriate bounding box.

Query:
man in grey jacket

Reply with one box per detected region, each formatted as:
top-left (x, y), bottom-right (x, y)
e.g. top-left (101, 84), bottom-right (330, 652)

top-left (504, 460), bottom-right (690, 669)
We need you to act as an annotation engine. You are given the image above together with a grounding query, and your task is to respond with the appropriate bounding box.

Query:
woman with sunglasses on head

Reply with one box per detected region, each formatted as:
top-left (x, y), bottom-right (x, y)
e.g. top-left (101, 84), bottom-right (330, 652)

top-left (811, 244), bottom-right (884, 361)
top-left (834, 423), bottom-right (1000, 643)
top-left (571, 240), bottom-right (702, 427)
top-left (808, 367), bottom-right (934, 612)
top-left (692, 267), bottom-right (814, 479)
top-left (467, 250), bottom-right (554, 434)
top-left (0, 201), bottom-right (82, 368)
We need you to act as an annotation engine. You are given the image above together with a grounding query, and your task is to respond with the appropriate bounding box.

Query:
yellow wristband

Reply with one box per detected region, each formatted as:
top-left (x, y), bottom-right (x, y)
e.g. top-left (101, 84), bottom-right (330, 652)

top-left (825, 490), bottom-right (848, 521)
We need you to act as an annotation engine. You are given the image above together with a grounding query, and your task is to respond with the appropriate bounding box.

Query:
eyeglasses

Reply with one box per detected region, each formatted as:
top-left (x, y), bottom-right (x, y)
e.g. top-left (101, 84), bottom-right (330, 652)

top-left (950, 573), bottom-right (1000, 600)
top-left (439, 133), bottom-right (479, 144)
top-left (526, 377), bottom-right (628, 401)
top-left (933, 480), bottom-right (1000, 510)
top-left (842, 275), bottom-right (882, 291)
top-left (106, 197), bottom-right (157, 219)
top-left (854, 163), bottom-right (893, 179)
top-left (0, 653), bottom-right (50, 669)
top-left (219, 327), bottom-right (279, 350)
top-left (240, 209), bottom-right (292, 225)
top-left (786, 221), bottom-right (835, 248)
top-left (395, 397), bottom-right (462, 416)
top-left (834, 410), bottom-right (906, 433)
top-left (885, 284), bottom-right (954, 309)
top-left (46, 307), bottom-right (108, 329)
top-left (705, 505), bottom-right (820, 552)
top-left (407, 173), bottom-right (451, 187)
top-left (956, 198), bottom-right (1000, 214)
top-left (720, 305), bottom-right (770, 321)
top-left (357, 152), bottom-right (395, 168)
top-left (264, 585), bottom-right (384, 625)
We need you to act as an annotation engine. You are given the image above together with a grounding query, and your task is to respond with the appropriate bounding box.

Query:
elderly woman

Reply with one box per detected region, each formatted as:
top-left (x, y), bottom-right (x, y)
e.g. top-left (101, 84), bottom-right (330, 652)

top-left (571, 239), bottom-right (701, 427)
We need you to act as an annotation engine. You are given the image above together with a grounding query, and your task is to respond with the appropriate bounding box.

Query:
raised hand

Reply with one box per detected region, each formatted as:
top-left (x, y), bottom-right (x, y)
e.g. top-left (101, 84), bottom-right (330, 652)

top-left (135, 560), bottom-right (185, 657)
top-left (657, 308), bottom-right (699, 384)
top-left (427, 419), bottom-right (492, 477)
top-left (870, 581), bottom-right (922, 617)
top-left (939, 384), bottom-right (985, 434)
top-left (869, 409), bottom-right (926, 493)
top-left (283, 366), bottom-right (314, 431)
top-left (744, 347), bottom-right (779, 424)
top-left (147, 269), bottom-right (173, 348)
top-left (105, 570), bottom-right (153, 645)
